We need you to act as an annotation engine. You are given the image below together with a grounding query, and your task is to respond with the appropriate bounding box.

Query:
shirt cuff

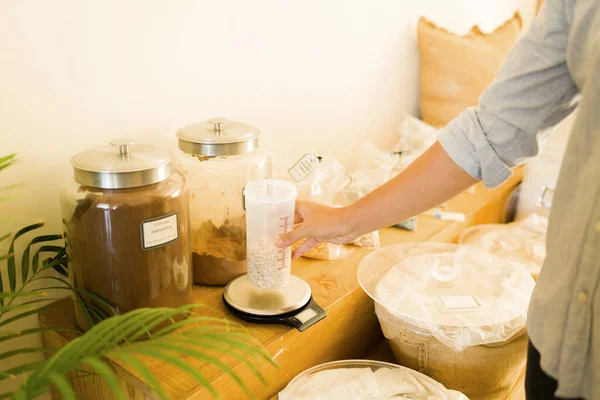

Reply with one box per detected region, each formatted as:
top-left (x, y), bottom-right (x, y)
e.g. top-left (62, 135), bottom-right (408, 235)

top-left (438, 109), bottom-right (514, 189)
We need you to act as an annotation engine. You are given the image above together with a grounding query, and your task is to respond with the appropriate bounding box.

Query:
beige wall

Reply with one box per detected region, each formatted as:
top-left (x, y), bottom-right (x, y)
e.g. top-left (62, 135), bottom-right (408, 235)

top-left (0, 0), bottom-right (536, 237)
top-left (0, 0), bottom-right (536, 395)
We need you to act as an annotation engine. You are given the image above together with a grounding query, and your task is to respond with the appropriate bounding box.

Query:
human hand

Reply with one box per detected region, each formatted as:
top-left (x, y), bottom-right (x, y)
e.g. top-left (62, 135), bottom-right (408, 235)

top-left (275, 200), bottom-right (359, 259)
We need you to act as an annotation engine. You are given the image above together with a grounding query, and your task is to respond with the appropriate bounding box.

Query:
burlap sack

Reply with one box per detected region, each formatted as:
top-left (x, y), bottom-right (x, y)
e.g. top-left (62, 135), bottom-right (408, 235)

top-left (376, 304), bottom-right (527, 400)
top-left (417, 13), bottom-right (522, 127)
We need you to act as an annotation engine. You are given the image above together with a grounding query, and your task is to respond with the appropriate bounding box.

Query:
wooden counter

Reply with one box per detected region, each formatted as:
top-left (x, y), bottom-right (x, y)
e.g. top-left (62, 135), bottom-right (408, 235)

top-left (39, 169), bottom-right (522, 400)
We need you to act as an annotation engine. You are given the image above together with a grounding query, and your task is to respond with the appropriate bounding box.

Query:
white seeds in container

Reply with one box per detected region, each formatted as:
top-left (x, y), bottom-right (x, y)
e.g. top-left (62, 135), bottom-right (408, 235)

top-left (247, 236), bottom-right (291, 289)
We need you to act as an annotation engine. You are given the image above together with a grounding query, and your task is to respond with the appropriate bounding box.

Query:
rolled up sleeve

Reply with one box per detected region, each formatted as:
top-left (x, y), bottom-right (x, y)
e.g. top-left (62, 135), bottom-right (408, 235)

top-left (438, 0), bottom-right (579, 188)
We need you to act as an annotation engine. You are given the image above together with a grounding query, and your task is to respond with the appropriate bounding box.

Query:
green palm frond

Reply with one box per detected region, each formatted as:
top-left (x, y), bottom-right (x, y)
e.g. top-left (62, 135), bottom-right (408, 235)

top-left (0, 154), bottom-right (17, 174)
top-left (1, 221), bottom-right (276, 399)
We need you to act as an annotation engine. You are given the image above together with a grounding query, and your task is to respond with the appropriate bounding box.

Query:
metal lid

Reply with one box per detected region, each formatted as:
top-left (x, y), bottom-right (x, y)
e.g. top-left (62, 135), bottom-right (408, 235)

top-left (71, 139), bottom-right (173, 189)
top-left (223, 275), bottom-right (311, 316)
top-left (176, 118), bottom-right (259, 157)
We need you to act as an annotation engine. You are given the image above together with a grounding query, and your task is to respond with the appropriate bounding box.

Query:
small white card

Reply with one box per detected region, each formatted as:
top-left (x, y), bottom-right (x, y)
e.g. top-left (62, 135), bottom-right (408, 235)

top-left (439, 294), bottom-right (481, 311)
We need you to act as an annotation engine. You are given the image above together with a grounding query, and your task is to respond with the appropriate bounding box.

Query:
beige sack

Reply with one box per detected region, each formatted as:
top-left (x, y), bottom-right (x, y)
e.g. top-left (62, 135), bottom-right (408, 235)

top-left (418, 13), bottom-right (522, 127)
top-left (376, 304), bottom-right (527, 400)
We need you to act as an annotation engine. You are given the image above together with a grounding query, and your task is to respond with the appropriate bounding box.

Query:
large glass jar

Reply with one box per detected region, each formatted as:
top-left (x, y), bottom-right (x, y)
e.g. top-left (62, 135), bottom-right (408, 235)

top-left (60, 139), bottom-right (192, 330)
top-left (175, 118), bottom-right (271, 285)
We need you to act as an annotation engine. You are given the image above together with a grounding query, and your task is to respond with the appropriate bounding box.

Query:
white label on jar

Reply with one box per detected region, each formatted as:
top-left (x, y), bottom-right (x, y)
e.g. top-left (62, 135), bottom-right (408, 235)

top-left (141, 213), bottom-right (179, 250)
top-left (439, 294), bottom-right (480, 311)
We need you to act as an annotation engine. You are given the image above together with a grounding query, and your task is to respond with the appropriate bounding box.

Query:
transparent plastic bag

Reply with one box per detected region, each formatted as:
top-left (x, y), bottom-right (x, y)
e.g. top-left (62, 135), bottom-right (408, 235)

top-left (279, 360), bottom-right (468, 400)
top-left (392, 114), bottom-right (439, 173)
top-left (292, 241), bottom-right (353, 261)
top-left (459, 215), bottom-right (548, 279)
top-left (351, 231), bottom-right (381, 249)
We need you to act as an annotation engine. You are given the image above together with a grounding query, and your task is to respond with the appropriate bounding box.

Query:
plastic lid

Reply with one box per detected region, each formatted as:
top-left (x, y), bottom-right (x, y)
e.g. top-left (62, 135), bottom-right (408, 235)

top-left (279, 359), bottom-right (467, 399)
top-left (458, 217), bottom-right (547, 278)
top-left (176, 118), bottom-right (259, 157)
top-left (71, 139), bottom-right (172, 189)
top-left (358, 243), bottom-right (535, 351)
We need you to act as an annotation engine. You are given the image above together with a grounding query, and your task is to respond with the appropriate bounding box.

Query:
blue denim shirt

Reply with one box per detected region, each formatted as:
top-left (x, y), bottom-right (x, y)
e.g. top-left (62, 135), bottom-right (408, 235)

top-left (438, 1), bottom-right (600, 397)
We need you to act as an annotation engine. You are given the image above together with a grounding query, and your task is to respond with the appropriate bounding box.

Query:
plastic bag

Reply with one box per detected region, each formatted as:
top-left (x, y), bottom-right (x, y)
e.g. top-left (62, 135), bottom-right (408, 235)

top-left (295, 155), bottom-right (348, 206)
top-left (290, 155), bottom-right (354, 260)
top-left (392, 113), bottom-right (439, 173)
top-left (351, 231), bottom-right (381, 249)
top-left (292, 241), bottom-right (353, 261)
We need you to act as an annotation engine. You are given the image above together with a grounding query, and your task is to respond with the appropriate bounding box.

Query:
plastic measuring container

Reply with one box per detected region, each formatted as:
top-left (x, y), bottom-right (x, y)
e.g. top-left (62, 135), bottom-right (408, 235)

top-left (243, 179), bottom-right (297, 289)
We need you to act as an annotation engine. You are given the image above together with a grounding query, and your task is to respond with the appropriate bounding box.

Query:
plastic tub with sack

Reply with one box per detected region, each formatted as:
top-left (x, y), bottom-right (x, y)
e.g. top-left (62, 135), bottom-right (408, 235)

top-left (358, 243), bottom-right (535, 400)
top-left (279, 359), bottom-right (467, 399)
top-left (458, 214), bottom-right (548, 280)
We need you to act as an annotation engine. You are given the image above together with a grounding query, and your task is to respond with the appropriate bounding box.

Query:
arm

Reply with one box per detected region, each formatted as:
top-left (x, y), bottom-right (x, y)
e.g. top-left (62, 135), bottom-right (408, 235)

top-left (279, 0), bottom-right (579, 257)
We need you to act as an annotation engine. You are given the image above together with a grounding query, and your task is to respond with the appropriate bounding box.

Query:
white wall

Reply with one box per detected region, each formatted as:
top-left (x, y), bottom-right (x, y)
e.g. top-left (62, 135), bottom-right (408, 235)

top-left (0, 0), bottom-right (535, 395)
top-left (0, 0), bottom-right (536, 237)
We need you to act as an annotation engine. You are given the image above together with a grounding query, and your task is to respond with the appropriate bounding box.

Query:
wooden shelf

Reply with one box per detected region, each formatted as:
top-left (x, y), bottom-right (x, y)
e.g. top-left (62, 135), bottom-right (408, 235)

top-left (39, 168), bottom-right (522, 400)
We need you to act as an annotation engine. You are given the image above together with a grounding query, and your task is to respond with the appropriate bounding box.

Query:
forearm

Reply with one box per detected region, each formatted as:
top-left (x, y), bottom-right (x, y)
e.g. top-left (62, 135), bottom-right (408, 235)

top-left (347, 141), bottom-right (477, 236)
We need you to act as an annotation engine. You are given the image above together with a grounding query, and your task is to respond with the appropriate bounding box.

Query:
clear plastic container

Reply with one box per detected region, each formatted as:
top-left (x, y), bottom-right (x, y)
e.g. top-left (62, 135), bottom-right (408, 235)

top-left (458, 214), bottom-right (548, 280)
top-left (243, 179), bottom-right (297, 289)
top-left (279, 359), bottom-right (467, 399)
top-left (358, 243), bottom-right (533, 400)
top-left (358, 242), bottom-right (534, 351)
top-left (60, 140), bottom-right (192, 330)
top-left (175, 118), bottom-right (271, 285)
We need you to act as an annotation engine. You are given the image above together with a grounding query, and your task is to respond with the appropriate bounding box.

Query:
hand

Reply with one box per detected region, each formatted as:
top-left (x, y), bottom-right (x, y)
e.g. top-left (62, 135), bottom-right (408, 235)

top-left (276, 200), bottom-right (359, 259)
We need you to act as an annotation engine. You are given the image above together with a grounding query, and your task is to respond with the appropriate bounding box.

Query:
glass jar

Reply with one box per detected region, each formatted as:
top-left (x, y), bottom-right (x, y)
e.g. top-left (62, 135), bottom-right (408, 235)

top-left (175, 118), bottom-right (271, 285)
top-left (60, 139), bottom-right (192, 330)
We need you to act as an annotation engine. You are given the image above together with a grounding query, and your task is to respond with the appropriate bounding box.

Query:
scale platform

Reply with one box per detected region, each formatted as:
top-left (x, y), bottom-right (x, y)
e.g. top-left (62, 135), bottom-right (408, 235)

top-left (223, 274), bottom-right (326, 332)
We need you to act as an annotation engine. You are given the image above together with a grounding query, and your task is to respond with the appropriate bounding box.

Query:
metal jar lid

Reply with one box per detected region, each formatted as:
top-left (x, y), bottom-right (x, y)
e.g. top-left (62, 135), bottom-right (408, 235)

top-left (176, 118), bottom-right (259, 157)
top-left (71, 139), bottom-right (173, 189)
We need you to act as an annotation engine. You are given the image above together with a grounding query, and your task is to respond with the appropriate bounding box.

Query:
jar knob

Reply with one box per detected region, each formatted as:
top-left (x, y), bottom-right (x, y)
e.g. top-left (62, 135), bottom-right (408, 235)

top-left (110, 139), bottom-right (135, 156)
top-left (207, 118), bottom-right (229, 134)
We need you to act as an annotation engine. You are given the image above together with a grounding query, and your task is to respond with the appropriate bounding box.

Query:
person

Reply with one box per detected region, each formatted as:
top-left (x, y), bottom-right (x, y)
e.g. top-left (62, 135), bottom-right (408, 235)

top-left (276, 1), bottom-right (599, 399)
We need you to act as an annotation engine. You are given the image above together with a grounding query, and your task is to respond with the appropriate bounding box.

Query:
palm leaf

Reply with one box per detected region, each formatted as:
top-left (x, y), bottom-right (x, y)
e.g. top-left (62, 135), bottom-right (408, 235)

top-left (81, 357), bottom-right (125, 399)
top-left (0, 347), bottom-right (56, 362)
top-left (6, 222), bottom-right (45, 294)
top-left (0, 327), bottom-right (81, 345)
top-left (114, 353), bottom-right (169, 399)
top-left (0, 154), bottom-right (17, 173)
top-left (22, 240), bottom-right (62, 280)
top-left (48, 372), bottom-right (76, 400)
top-left (115, 347), bottom-right (220, 399)
top-left (124, 342), bottom-right (255, 399)
top-left (20, 236), bottom-right (62, 291)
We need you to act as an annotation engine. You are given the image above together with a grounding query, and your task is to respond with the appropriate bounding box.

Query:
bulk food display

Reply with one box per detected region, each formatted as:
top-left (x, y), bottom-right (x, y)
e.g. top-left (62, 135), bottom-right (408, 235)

top-left (358, 243), bottom-right (535, 400)
top-left (60, 140), bottom-right (192, 329)
top-left (175, 118), bottom-right (271, 285)
top-left (279, 360), bottom-right (467, 400)
top-left (459, 213), bottom-right (548, 280)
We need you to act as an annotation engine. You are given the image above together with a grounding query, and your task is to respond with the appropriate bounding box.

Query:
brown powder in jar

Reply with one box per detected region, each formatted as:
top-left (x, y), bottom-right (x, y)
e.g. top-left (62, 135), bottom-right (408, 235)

top-left (62, 176), bottom-right (192, 331)
top-left (192, 217), bottom-right (247, 285)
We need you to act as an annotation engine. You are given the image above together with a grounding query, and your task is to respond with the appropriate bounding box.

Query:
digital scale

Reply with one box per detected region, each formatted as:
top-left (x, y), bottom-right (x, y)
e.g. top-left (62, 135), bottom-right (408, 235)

top-left (223, 275), bottom-right (326, 331)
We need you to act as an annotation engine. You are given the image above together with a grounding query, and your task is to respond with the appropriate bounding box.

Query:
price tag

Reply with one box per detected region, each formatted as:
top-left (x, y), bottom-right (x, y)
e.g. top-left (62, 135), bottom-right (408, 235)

top-left (288, 153), bottom-right (320, 182)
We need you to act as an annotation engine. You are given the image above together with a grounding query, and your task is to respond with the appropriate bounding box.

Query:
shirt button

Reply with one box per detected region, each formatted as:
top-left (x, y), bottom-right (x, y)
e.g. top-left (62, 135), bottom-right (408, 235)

top-left (578, 291), bottom-right (589, 303)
